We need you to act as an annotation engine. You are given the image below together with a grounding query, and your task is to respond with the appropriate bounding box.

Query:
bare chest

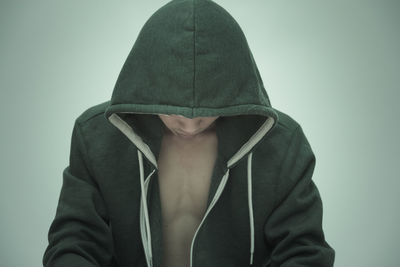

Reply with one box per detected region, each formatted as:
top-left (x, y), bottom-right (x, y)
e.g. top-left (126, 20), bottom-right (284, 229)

top-left (156, 132), bottom-right (218, 267)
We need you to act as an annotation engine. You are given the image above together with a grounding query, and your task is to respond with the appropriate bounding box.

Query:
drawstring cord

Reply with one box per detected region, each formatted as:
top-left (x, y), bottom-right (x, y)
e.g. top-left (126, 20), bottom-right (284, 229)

top-left (247, 152), bottom-right (255, 265)
top-left (138, 150), bottom-right (153, 267)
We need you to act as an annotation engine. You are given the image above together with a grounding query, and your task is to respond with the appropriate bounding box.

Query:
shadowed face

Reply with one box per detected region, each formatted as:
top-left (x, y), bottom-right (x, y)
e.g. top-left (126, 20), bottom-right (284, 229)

top-left (158, 114), bottom-right (219, 139)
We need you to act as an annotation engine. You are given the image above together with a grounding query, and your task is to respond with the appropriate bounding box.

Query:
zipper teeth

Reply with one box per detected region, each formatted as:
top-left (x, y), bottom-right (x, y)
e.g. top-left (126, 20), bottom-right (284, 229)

top-left (190, 168), bottom-right (230, 267)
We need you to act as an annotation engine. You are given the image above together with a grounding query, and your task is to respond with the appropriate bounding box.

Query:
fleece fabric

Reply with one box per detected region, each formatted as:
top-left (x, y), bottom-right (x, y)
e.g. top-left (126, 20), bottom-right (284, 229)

top-left (43, 0), bottom-right (335, 266)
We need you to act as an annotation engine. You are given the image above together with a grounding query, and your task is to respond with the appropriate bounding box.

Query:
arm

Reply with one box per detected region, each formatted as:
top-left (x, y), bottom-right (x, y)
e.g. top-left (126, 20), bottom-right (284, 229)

top-left (43, 120), bottom-right (115, 267)
top-left (264, 125), bottom-right (335, 267)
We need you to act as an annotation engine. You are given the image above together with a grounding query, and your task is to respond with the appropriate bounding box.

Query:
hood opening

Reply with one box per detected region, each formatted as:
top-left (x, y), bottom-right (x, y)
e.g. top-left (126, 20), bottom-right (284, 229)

top-left (108, 111), bottom-right (274, 170)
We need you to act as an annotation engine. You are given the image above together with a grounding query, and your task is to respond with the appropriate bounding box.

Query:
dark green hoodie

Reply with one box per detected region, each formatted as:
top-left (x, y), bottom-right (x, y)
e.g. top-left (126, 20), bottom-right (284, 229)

top-left (43, 0), bottom-right (335, 266)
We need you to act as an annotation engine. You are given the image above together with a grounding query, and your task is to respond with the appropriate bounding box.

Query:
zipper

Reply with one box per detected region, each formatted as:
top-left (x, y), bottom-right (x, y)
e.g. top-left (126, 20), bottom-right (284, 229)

top-left (189, 168), bottom-right (230, 267)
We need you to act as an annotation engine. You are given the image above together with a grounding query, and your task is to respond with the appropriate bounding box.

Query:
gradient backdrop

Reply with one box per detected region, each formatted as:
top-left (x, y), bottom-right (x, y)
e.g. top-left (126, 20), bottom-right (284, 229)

top-left (1, 1), bottom-right (399, 266)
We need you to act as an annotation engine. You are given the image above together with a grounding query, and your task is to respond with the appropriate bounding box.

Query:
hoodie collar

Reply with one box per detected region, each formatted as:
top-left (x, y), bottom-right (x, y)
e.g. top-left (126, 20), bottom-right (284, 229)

top-left (107, 111), bottom-right (275, 170)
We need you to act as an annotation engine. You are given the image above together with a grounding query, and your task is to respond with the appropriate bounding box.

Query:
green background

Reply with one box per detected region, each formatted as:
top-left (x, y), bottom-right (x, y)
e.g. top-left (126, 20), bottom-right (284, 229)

top-left (1, 1), bottom-right (399, 266)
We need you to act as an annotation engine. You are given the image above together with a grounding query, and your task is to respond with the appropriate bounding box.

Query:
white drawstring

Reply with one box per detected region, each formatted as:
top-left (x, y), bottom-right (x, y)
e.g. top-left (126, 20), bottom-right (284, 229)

top-left (138, 150), bottom-right (153, 267)
top-left (247, 152), bottom-right (255, 265)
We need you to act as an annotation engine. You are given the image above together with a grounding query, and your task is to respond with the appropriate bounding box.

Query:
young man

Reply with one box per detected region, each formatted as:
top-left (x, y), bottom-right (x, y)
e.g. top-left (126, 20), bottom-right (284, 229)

top-left (43, 0), bottom-right (335, 266)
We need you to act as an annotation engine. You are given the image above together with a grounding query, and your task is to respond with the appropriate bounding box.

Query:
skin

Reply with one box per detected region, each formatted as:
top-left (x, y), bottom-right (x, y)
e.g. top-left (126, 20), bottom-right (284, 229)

top-left (158, 114), bottom-right (219, 140)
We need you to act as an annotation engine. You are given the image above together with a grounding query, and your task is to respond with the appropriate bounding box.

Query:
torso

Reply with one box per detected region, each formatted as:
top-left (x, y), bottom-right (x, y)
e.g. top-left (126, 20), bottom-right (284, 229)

top-left (157, 125), bottom-right (218, 267)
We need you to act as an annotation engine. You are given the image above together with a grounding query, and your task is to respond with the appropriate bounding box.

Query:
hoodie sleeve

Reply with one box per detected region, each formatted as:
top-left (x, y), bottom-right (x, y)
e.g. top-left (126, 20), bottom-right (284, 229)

top-left (43, 120), bottom-right (115, 267)
top-left (263, 125), bottom-right (335, 267)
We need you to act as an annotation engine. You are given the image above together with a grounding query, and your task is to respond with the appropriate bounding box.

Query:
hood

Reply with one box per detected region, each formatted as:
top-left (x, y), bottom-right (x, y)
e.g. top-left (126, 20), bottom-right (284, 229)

top-left (104, 0), bottom-right (279, 266)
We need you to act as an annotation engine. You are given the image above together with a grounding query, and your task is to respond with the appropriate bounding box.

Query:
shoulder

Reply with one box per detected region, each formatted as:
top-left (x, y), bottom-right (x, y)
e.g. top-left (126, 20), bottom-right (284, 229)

top-left (272, 107), bottom-right (301, 134)
top-left (267, 107), bottom-right (302, 143)
top-left (253, 107), bottom-right (314, 186)
top-left (73, 100), bottom-right (120, 142)
top-left (71, 100), bottom-right (133, 162)
top-left (255, 107), bottom-right (308, 164)
top-left (75, 100), bottom-right (110, 125)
